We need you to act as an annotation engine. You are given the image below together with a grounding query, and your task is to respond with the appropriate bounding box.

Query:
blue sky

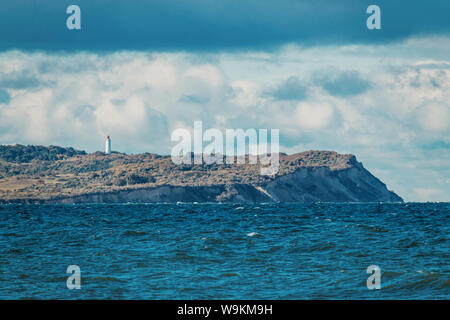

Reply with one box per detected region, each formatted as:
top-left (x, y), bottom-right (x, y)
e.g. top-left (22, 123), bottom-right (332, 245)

top-left (0, 1), bottom-right (449, 201)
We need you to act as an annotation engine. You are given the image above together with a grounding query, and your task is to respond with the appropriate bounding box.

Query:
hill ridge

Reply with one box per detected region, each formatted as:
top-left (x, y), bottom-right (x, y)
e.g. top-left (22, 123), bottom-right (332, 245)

top-left (0, 145), bottom-right (402, 203)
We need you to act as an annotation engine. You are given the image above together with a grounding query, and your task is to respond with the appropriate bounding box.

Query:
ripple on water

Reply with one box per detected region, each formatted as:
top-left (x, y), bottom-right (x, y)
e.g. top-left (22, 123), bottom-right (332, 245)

top-left (122, 230), bottom-right (147, 236)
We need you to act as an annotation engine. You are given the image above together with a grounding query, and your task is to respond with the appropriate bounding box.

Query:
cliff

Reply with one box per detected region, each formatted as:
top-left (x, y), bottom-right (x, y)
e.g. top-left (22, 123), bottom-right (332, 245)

top-left (0, 145), bottom-right (402, 203)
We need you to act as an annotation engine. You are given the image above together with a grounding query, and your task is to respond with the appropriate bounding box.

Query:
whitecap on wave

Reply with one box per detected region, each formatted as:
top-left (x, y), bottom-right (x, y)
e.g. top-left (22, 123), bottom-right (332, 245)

top-left (247, 232), bottom-right (261, 237)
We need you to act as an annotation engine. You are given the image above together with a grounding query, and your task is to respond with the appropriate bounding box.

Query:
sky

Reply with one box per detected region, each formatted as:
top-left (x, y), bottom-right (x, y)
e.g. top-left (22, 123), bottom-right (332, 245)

top-left (0, 1), bottom-right (449, 201)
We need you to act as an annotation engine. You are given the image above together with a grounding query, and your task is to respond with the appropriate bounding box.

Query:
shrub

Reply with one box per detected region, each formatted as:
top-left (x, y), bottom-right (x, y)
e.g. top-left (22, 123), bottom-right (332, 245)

top-left (125, 173), bottom-right (151, 185)
top-left (113, 178), bottom-right (127, 186)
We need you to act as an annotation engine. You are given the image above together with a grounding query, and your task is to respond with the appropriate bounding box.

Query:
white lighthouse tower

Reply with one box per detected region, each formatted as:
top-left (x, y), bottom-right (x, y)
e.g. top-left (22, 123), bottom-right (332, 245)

top-left (105, 135), bottom-right (111, 154)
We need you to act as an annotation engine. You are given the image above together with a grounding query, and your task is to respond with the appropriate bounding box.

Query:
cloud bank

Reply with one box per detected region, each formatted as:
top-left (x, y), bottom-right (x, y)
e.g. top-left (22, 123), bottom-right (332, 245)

top-left (0, 37), bottom-right (449, 201)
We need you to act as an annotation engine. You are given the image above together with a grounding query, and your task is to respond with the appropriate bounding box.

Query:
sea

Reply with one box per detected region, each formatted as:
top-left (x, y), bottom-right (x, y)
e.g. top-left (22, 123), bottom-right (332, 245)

top-left (0, 202), bottom-right (448, 299)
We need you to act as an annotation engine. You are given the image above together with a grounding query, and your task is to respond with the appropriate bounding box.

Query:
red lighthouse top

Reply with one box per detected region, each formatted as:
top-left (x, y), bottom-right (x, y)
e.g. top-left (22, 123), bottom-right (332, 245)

top-left (107, 135), bottom-right (110, 139)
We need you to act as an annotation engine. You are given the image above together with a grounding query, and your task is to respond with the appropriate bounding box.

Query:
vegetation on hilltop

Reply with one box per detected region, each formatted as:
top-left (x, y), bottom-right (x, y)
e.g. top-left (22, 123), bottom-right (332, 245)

top-left (0, 144), bottom-right (86, 163)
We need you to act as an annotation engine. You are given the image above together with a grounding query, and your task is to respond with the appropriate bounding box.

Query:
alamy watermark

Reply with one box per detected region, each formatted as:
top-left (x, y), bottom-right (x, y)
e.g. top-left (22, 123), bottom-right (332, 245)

top-left (171, 121), bottom-right (280, 175)
top-left (63, 264), bottom-right (382, 290)
top-left (366, 265), bottom-right (381, 290)
top-left (65, 5), bottom-right (380, 31)
top-left (66, 5), bottom-right (81, 30)
top-left (366, 5), bottom-right (381, 30)
top-left (66, 265), bottom-right (81, 290)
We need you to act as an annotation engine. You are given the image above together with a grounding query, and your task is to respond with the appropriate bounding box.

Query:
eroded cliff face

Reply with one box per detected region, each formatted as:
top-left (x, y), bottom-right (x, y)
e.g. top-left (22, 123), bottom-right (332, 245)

top-left (253, 165), bottom-right (402, 202)
top-left (56, 185), bottom-right (225, 203)
top-left (51, 161), bottom-right (402, 203)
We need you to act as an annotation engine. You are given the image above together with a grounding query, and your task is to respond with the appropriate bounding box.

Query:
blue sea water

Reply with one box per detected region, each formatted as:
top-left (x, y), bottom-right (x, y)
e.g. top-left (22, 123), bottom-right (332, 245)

top-left (0, 202), bottom-right (448, 299)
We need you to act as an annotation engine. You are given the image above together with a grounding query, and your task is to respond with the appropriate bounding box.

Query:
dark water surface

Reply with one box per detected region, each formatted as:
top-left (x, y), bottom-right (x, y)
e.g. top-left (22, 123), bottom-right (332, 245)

top-left (0, 202), bottom-right (448, 299)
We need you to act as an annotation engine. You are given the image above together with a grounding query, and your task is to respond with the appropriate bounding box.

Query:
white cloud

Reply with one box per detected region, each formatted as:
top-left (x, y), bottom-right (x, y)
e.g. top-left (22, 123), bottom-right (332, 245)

top-left (230, 80), bottom-right (262, 108)
top-left (418, 103), bottom-right (450, 133)
top-left (295, 101), bottom-right (335, 130)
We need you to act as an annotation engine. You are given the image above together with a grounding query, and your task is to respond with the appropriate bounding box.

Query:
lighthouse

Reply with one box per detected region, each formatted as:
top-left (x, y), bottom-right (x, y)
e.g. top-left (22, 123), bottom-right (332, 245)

top-left (105, 136), bottom-right (111, 154)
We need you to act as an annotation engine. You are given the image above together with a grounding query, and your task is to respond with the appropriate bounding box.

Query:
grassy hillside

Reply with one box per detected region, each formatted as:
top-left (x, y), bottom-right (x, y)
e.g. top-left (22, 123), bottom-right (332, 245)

top-left (0, 145), bottom-right (355, 201)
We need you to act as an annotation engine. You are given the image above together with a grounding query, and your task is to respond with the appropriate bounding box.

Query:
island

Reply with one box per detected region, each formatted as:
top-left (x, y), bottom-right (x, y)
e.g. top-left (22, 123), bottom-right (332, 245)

top-left (0, 145), bottom-right (403, 203)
